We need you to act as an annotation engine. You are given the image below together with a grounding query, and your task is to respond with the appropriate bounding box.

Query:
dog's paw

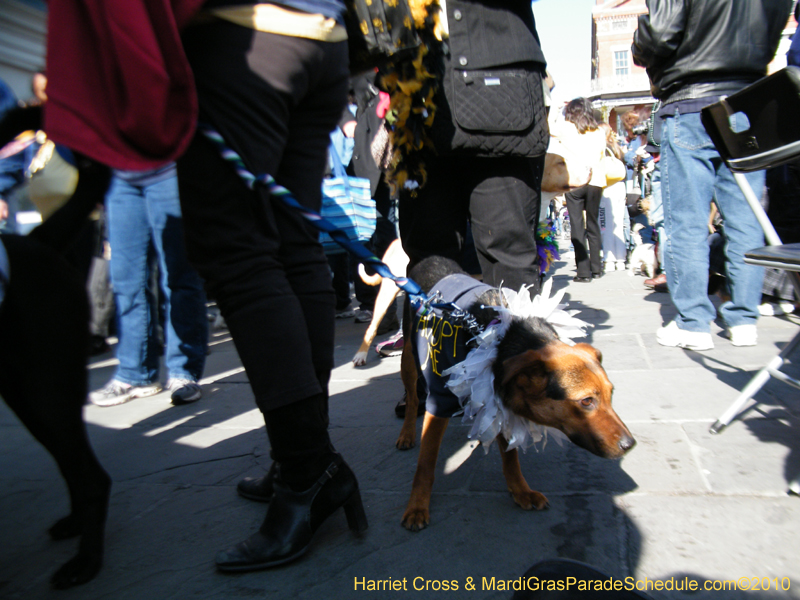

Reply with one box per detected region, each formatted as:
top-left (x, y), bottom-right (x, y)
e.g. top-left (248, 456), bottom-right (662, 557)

top-left (396, 430), bottom-right (416, 450)
top-left (352, 351), bottom-right (368, 366)
top-left (401, 508), bottom-right (430, 532)
top-left (51, 551), bottom-right (102, 589)
top-left (512, 490), bottom-right (550, 511)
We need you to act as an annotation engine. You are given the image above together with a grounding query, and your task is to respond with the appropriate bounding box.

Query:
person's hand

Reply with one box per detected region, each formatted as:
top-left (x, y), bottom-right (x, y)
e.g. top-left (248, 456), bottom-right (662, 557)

top-left (0, 199), bottom-right (8, 222)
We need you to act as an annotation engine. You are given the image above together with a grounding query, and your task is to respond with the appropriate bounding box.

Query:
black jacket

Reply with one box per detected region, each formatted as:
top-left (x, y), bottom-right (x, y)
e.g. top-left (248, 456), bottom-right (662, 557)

top-left (632, 0), bottom-right (792, 103)
top-left (432, 0), bottom-right (549, 157)
top-left (445, 0), bottom-right (546, 70)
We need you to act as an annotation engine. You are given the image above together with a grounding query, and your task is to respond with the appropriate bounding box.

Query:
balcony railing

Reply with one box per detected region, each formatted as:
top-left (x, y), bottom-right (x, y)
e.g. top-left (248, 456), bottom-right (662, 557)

top-left (590, 73), bottom-right (652, 96)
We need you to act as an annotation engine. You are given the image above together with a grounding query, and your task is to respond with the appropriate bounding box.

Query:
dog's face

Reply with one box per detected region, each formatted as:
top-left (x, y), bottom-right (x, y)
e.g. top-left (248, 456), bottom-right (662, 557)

top-left (499, 342), bottom-right (635, 459)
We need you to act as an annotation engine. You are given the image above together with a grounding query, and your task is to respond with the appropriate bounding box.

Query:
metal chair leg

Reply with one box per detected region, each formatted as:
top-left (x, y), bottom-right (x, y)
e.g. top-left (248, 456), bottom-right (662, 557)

top-left (710, 331), bottom-right (800, 434)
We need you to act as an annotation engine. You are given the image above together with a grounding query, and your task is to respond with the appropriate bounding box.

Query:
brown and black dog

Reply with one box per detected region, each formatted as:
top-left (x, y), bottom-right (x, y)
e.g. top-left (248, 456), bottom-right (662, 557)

top-left (351, 142), bottom-right (592, 368)
top-left (396, 257), bottom-right (635, 531)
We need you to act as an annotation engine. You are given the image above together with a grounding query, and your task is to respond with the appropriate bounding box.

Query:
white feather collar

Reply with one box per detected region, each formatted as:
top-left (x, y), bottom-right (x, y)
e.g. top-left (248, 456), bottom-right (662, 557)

top-left (442, 278), bottom-right (590, 453)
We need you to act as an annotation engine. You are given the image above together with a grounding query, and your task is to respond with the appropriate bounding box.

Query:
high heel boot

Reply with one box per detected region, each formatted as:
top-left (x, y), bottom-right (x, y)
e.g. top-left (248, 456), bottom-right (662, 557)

top-left (215, 454), bottom-right (367, 571)
top-left (237, 461), bottom-right (278, 503)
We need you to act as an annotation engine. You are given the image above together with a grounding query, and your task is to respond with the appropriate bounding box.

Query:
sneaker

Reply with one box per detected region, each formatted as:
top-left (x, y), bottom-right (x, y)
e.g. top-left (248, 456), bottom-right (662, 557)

top-left (335, 307), bottom-right (355, 319)
top-left (90, 379), bottom-right (162, 407)
top-left (656, 321), bottom-right (714, 351)
top-left (759, 301), bottom-right (795, 317)
top-left (376, 330), bottom-right (404, 357)
top-left (354, 309), bottom-right (374, 324)
top-left (167, 378), bottom-right (202, 404)
top-left (376, 311), bottom-right (400, 336)
top-left (727, 324), bottom-right (757, 347)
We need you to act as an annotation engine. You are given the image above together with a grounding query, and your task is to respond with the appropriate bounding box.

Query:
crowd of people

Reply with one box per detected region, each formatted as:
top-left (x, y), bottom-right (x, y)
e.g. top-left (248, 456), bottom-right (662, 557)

top-left (0, 0), bottom-right (796, 579)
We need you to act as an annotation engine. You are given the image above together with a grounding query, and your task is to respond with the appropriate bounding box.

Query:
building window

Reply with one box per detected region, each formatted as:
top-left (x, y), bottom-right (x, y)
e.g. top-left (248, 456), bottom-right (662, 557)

top-left (614, 50), bottom-right (630, 77)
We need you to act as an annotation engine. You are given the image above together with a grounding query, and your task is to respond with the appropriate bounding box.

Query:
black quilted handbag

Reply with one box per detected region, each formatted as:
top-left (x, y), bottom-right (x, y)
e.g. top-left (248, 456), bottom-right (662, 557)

top-left (344, 0), bottom-right (422, 73)
top-left (433, 65), bottom-right (549, 157)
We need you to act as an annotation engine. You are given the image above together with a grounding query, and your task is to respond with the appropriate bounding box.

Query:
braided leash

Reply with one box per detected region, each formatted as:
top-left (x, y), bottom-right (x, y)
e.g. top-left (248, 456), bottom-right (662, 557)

top-left (198, 124), bottom-right (472, 321)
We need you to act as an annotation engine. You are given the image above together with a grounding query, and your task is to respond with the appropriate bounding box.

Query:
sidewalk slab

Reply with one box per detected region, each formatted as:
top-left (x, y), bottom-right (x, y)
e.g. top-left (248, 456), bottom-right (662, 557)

top-left (1, 256), bottom-right (799, 599)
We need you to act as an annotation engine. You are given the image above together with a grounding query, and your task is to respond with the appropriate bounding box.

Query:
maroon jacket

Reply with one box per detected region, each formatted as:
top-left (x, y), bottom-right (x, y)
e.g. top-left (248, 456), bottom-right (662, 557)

top-left (44, 0), bottom-right (205, 170)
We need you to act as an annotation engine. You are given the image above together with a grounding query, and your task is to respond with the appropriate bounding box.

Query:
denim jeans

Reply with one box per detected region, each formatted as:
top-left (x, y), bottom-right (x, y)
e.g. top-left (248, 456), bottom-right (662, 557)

top-left (660, 110), bottom-right (764, 332)
top-left (106, 167), bottom-right (207, 385)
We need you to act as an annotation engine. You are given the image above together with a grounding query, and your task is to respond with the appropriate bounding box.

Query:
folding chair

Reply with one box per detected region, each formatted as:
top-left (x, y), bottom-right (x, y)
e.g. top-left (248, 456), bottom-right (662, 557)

top-left (701, 66), bottom-right (800, 494)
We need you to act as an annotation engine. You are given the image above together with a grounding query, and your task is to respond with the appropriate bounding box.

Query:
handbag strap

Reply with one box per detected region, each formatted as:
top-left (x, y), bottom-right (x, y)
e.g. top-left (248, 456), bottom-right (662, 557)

top-left (328, 140), bottom-right (353, 196)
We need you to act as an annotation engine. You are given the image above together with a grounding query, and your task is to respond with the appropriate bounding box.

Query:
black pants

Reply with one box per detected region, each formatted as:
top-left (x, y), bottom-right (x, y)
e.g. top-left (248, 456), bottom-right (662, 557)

top-left (399, 154), bottom-right (544, 293)
top-left (177, 21), bottom-right (349, 412)
top-left (565, 184), bottom-right (603, 278)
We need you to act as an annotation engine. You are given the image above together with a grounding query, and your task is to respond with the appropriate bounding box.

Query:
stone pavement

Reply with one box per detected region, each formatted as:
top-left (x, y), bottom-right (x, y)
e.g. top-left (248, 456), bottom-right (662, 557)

top-left (1, 249), bottom-right (799, 600)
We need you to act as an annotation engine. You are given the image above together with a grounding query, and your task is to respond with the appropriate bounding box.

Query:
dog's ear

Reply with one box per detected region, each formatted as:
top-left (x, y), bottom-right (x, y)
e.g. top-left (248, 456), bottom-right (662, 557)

top-left (501, 349), bottom-right (549, 396)
top-left (573, 342), bottom-right (602, 364)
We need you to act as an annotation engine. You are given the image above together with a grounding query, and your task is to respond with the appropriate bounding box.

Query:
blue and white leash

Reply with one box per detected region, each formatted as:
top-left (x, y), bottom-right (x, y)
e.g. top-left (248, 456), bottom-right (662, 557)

top-left (198, 124), bottom-right (480, 328)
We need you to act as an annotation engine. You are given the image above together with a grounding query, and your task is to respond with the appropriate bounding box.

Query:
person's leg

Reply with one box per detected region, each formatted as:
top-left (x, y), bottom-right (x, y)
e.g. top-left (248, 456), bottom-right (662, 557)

top-left (468, 156), bottom-right (543, 292)
top-left (180, 23), bottom-right (344, 411)
top-left (649, 162), bottom-right (665, 268)
top-left (144, 170), bottom-right (208, 386)
top-left (714, 162), bottom-right (765, 330)
top-left (104, 175), bottom-right (159, 386)
top-left (180, 22), bottom-right (363, 570)
top-left (599, 190), bottom-right (613, 268)
top-left (660, 111), bottom-right (718, 333)
top-left (609, 183), bottom-right (628, 266)
top-left (583, 185), bottom-right (604, 276)
top-left (565, 185), bottom-right (590, 279)
top-left (328, 252), bottom-right (354, 315)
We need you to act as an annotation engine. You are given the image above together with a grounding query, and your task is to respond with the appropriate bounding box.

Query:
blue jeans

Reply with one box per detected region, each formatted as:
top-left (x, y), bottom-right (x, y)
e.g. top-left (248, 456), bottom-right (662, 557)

top-left (106, 167), bottom-right (207, 385)
top-left (647, 165), bottom-right (666, 266)
top-left (660, 110), bottom-right (765, 332)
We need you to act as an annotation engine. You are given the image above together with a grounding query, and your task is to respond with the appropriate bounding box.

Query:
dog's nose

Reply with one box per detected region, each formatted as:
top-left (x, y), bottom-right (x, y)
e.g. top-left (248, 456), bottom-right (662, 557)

top-left (618, 434), bottom-right (636, 453)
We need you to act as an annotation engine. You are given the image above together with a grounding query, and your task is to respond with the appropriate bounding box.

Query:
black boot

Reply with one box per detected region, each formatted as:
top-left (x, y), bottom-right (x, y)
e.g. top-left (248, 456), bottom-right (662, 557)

top-left (237, 461), bottom-right (278, 503)
top-left (262, 393), bottom-right (336, 491)
top-left (215, 454), bottom-right (367, 571)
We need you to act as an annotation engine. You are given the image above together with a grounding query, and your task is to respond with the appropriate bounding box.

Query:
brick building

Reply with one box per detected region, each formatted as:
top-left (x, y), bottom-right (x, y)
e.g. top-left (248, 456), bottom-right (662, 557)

top-left (588, 0), bottom-right (798, 136)
top-left (589, 0), bottom-right (653, 135)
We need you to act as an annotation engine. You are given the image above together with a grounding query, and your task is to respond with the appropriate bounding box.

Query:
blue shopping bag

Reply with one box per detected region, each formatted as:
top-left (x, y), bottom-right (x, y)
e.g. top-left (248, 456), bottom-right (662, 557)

top-left (319, 142), bottom-right (376, 254)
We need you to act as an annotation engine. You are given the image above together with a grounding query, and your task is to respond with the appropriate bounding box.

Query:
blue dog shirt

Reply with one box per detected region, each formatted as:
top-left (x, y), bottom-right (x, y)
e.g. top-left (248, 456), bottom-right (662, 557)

top-left (414, 274), bottom-right (493, 418)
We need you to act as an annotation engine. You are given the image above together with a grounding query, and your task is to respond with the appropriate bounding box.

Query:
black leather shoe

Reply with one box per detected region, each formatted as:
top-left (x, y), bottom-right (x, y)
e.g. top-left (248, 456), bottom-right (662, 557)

top-left (394, 391), bottom-right (425, 418)
top-left (216, 455), bottom-right (368, 572)
top-left (237, 462), bottom-right (278, 503)
top-left (573, 276), bottom-right (592, 283)
top-left (592, 273), bottom-right (603, 279)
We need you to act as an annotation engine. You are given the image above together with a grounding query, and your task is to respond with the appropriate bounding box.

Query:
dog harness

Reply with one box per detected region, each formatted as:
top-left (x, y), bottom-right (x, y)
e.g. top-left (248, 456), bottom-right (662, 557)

top-left (413, 273), bottom-right (493, 418)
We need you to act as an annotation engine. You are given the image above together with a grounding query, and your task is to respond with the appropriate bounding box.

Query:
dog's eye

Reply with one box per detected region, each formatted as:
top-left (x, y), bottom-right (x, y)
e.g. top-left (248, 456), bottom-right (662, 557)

top-left (579, 397), bottom-right (595, 409)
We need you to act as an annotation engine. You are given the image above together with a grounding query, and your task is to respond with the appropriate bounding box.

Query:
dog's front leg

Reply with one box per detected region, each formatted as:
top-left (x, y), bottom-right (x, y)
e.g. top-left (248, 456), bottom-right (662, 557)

top-left (496, 436), bottom-right (549, 511)
top-left (402, 413), bottom-right (449, 531)
top-left (353, 280), bottom-right (400, 366)
top-left (396, 340), bottom-right (419, 449)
